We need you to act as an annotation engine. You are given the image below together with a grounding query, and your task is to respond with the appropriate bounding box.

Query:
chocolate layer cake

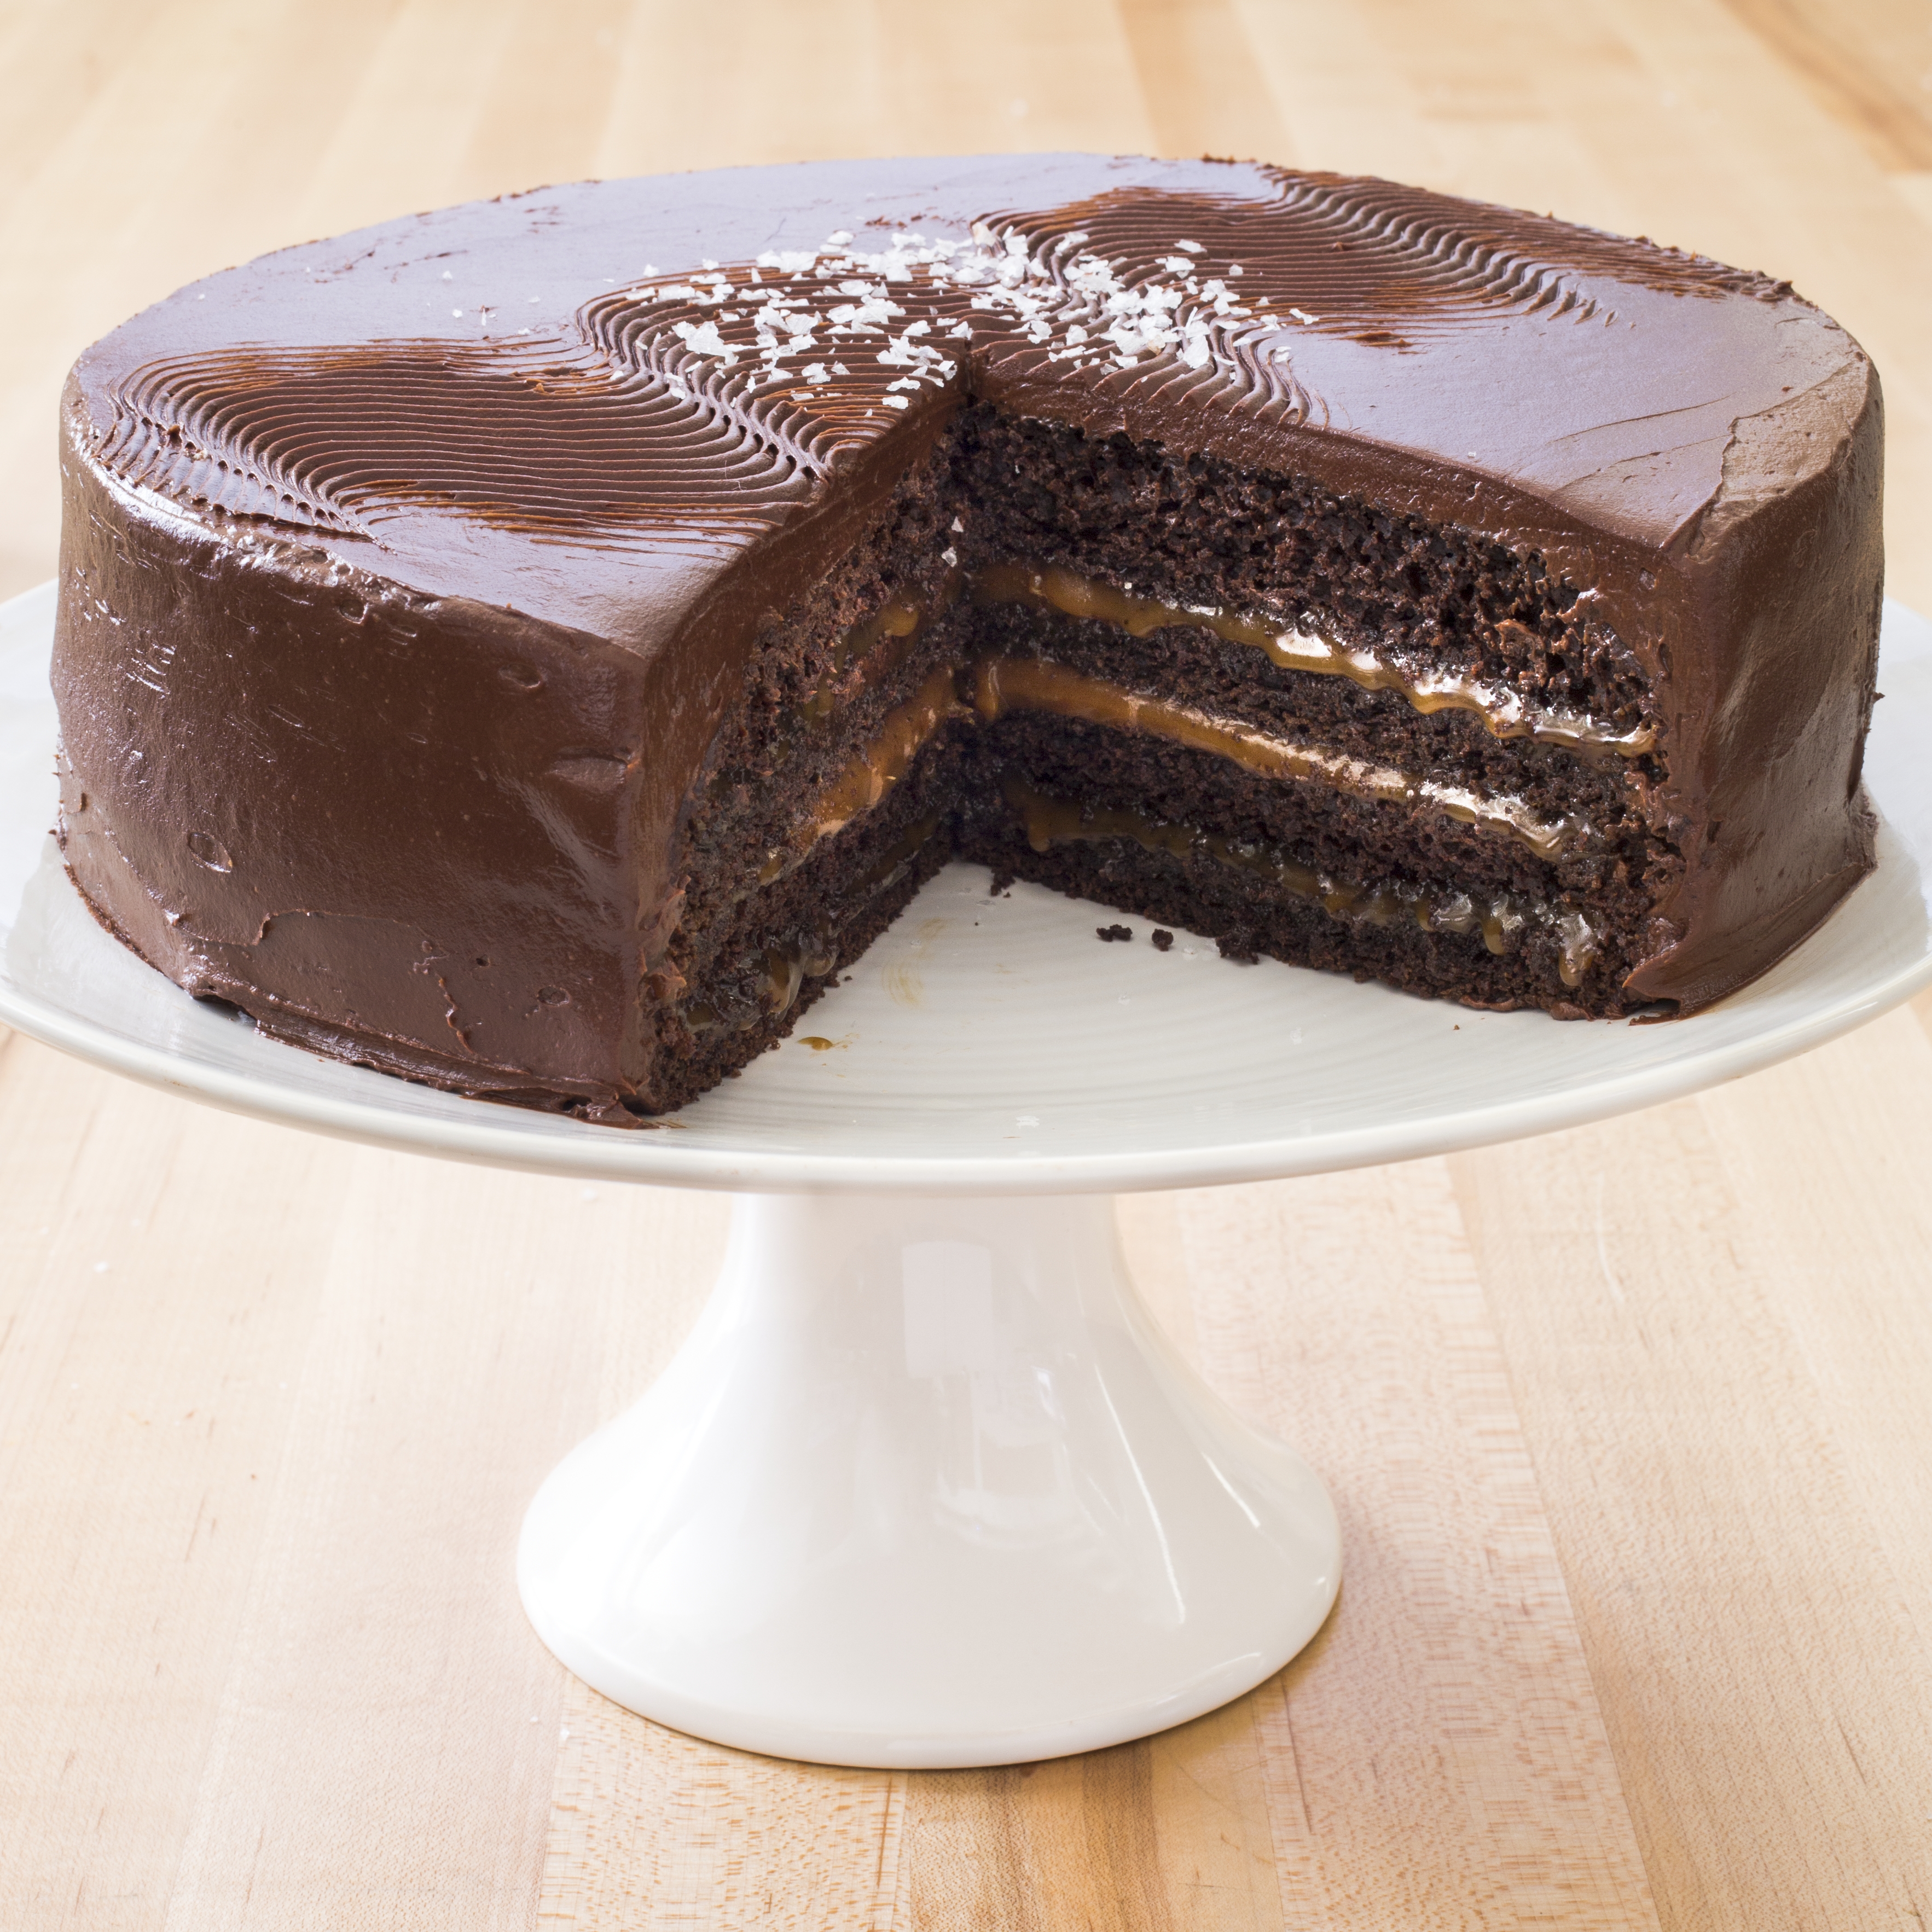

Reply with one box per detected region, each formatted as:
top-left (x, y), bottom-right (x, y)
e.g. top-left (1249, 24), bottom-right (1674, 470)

top-left (52, 156), bottom-right (1883, 1120)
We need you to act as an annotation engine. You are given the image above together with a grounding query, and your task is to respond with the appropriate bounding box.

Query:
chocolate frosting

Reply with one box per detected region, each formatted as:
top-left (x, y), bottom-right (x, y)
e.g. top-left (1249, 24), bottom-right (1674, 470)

top-left (51, 156), bottom-right (1883, 1112)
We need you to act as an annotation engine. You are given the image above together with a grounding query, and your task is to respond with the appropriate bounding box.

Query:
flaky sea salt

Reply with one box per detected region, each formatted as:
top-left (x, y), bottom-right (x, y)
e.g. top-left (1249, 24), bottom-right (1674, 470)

top-left (622, 219), bottom-right (1284, 412)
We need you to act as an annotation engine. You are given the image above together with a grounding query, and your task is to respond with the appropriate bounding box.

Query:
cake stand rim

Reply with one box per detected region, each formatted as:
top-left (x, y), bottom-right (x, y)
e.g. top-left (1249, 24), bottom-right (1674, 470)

top-left (5, 577), bottom-right (1929, 1197)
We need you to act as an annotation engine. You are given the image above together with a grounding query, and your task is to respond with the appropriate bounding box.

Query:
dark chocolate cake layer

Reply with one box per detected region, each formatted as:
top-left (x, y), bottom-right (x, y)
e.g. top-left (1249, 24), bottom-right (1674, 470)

top-left (52, 157), bottom-right (1883, 1119)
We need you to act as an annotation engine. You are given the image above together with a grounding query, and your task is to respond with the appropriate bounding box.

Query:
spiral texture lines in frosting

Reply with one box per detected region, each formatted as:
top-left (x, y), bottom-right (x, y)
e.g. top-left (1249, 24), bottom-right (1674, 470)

top-left (92, 170), bottom-right (1808, 553)
top-left (96, 339), bottom-right (816, 552)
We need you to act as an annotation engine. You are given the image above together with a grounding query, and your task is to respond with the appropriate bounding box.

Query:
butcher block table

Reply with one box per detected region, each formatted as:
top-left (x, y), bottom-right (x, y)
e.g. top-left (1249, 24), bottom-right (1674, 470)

top-left (4, 3), bottom-right (1931, 1926)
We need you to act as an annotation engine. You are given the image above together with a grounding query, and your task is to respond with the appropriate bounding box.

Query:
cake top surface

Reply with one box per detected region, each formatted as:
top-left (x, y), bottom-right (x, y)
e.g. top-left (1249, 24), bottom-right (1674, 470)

top-left (71, 154), bottom-right (1865, 648)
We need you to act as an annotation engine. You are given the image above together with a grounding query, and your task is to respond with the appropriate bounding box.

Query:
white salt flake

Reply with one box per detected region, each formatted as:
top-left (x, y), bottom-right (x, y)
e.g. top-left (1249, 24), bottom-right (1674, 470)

top-left (1175, 239), bottom-right (1205, 253)
top-left (673, 318), bottom-right (737, 364)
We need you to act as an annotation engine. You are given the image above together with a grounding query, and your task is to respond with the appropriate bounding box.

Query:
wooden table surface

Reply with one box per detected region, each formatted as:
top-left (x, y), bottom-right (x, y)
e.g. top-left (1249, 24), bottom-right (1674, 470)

top-left (5, 4), bottom-right (1932, 1926)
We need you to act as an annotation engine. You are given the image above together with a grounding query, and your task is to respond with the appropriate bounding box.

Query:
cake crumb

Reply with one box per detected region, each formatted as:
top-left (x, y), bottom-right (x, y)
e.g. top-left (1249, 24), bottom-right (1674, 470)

top-left (1151, 929), bottom-right (1174, 952)
top-left (1096, 924), bottom-right (1133, 943)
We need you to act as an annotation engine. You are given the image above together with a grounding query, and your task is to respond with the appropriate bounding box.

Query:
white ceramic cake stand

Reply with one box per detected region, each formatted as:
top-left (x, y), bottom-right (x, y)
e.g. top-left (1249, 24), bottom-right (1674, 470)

top-left (7, 581), bottom-right (1932, 1768)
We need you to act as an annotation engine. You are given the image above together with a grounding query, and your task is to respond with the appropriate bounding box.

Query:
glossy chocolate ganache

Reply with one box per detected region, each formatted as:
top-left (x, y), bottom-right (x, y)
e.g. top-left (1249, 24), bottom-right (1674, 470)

top-left (53, 155), bottom-right (1883, 1119)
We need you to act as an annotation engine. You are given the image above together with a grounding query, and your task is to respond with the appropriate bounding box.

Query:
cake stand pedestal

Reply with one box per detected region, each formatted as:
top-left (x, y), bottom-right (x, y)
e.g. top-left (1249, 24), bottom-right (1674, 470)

top-left (518, 1191), bottom-right (1338, 1766)
top-left (7, 581), bottom-right (1932, 1768)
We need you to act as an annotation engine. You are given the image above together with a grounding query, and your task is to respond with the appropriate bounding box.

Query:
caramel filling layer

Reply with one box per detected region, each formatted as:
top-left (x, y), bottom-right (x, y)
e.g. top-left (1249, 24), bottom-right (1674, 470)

top-left (1002, 776), bottom-right (1602, 989)
top-left (802, 569), bottom-right (963, 723)
top-left (765, 665), bottom-right (968, 881)
top-left (770, 653), bottom-right (1583, 885)
top-left (972, 562), bottom-right (1656, 759)
top-left (689, 811), bottom-right (944, 1037)
top-left (971, 657), bottom-right (1583, 860)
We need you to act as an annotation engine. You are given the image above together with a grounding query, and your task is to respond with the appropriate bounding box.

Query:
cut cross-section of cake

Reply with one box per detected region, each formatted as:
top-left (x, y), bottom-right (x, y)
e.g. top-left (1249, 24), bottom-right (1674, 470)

top-left (52, 155), bottom-right (1883, 1119)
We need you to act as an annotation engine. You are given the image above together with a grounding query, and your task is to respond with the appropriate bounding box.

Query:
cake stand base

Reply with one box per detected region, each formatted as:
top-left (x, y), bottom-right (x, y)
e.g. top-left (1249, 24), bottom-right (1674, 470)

top-left (517, 1191), bottom-right (1340, 1768)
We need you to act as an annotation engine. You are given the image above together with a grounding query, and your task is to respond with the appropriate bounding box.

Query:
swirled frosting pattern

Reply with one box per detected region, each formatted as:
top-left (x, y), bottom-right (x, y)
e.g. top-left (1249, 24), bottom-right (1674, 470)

top-left (97, 342), bottom-right (814, 550)
top-left (88, 163), bottom-right (1819, 564)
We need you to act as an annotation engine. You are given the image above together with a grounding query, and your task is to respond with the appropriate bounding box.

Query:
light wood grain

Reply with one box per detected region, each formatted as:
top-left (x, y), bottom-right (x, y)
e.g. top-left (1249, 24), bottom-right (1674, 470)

top-left (5, 2), bottom-right (1932, 1926)
top-left (541, 1687), bottom-right (908, 1931)
top-left (1452, 999), bottom-right (1932, 1932)
top-left (1183, 1168), bottom-right (1656, 1929)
